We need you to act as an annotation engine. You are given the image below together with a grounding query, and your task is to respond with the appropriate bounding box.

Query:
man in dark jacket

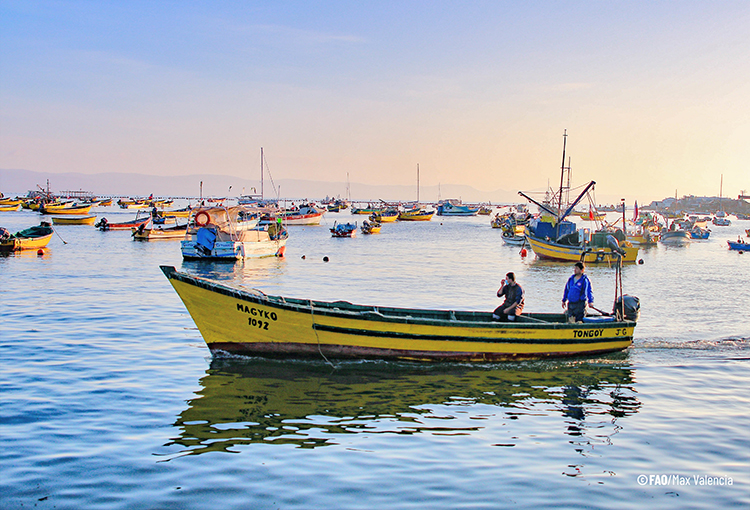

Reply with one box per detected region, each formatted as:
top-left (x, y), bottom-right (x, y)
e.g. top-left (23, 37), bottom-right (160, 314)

top-left (493, 272), bottom-right (524, 322)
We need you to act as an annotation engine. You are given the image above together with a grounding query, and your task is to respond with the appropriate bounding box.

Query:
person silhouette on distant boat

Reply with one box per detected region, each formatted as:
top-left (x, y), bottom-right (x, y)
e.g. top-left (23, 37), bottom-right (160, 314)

top-left (493, 272), bottom-right (524, 322)
top-left (562, 262), bottom-right (594, 322)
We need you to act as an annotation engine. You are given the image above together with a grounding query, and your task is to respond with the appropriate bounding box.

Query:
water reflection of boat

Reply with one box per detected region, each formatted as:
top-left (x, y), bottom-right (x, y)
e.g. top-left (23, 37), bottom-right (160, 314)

top-left (167, 358), bottom-right (640, 455)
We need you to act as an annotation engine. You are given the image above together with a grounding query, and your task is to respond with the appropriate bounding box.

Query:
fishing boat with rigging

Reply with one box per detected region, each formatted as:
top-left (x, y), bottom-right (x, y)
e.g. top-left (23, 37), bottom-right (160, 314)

top-left (519, 131), bottom-right (638, 263)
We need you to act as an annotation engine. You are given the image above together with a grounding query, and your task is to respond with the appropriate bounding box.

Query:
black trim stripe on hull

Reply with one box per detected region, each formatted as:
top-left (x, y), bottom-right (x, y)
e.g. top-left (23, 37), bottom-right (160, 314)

top-left (207, 342), bottom-right (628, 361)
top-left (312, 323), bottom-right (631, 345)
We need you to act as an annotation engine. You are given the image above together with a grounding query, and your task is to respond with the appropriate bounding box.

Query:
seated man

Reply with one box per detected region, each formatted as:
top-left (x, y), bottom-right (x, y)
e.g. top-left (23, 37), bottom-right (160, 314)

top-left (493, 272), bottom-right (524, 322)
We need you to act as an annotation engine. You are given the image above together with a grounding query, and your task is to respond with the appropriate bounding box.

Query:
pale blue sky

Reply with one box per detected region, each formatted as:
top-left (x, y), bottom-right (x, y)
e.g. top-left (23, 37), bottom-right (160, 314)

top-left (2, 1), bottom-right (749, 201)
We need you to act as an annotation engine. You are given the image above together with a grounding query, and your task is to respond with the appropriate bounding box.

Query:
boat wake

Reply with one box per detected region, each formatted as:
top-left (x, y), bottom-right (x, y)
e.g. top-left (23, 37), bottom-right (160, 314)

top-left (633, 336), bottom-right (750, 354)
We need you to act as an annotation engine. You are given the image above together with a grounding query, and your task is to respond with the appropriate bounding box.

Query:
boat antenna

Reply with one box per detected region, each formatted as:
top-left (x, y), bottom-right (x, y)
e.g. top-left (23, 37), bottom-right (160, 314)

top-left (260, 147), bottom-right (264, 200)
top-left (558, 129), bottom-right (567, 223)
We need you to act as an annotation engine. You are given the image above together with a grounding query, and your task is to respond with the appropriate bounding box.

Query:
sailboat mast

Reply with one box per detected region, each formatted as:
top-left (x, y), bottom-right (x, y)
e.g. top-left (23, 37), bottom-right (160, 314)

top-left (558, 130), bottom-right (567, 220)
top-left (417, 163), bottom-right (420, 203)
top-left (260, 147), bottom-right (264, 200)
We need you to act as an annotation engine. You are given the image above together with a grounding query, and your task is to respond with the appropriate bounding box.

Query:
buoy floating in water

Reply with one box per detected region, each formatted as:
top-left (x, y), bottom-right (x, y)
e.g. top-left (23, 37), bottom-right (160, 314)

top-left (323, 256), bottom-right (329, 262)
top-left (520, 248), bottom-right (528, 257)
top-left (638, 259), bottom-right (644, 265)
top-left (37, 249), bottom-right (44, 256)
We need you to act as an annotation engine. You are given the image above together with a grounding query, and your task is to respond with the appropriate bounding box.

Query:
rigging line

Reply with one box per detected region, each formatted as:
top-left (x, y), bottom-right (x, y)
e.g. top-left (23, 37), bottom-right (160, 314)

top-left (309, 299), bottom-right (336, 369)
top-left (263, 153), bottom-right (280, 199)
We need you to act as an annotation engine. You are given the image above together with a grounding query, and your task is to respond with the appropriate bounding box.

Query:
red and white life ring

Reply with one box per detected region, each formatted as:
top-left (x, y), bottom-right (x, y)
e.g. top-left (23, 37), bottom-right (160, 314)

top-left (194, 210), bottom-right (211, 227)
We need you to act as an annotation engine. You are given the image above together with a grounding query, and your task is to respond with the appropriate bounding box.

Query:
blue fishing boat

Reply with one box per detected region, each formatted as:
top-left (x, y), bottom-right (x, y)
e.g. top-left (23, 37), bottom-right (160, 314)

top-left (436, 200), bottom-right (479, 216)
top-left (727, 239), bottom-right (748, 251)
top-left (331, 221), bottom-right (357, 238)
top-left (689, 227), bottom-right (710, 240)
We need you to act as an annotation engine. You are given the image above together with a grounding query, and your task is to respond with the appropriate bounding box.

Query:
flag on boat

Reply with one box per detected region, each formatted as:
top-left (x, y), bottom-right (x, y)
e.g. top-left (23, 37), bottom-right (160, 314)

top-left (588, 207), bottom-right (595, 221)
top-left (633, 200), bottom-right (638, 220)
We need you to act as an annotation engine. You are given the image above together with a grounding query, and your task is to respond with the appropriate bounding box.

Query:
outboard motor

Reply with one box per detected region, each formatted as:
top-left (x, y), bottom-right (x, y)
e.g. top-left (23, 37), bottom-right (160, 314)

top-left (614, 295), bottom-right (640, 321)
top-left (606, 234), bottom-right (627, 256)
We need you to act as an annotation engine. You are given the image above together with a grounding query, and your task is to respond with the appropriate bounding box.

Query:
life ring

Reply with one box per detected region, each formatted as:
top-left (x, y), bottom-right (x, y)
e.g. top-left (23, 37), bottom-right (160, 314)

top-left (194, 210), bottom-right (211, 227)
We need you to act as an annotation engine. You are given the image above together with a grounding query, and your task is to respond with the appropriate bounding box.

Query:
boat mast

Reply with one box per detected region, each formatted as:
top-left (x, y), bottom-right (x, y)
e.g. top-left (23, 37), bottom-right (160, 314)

top-left (417, 164), bottom-right (420, 204)
top-left (346, 172), bottom-right (351, 202)
top-left (260, 147), bottom-right (264, 200)
top-left (557, 130), bottom-right (567, 222)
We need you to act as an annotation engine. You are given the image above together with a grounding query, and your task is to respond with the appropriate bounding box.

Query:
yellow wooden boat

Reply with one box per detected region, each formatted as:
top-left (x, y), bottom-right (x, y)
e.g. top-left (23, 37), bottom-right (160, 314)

top-left (162, 266), bottom-right (637, 361)
top-left (626, 231), bottom-right (658, 246)
top-left (526, 234), bottom-right (639, 263)
top-left (41, 203), bottom-right (93, 215)
top-left (371, 209), bottom-right (399, 222)
top-left (0, 203), bottom-right (21, 211)
top-left (0, 198), bottom-right (23, 207)
top-left (132, 223), bottom-right (188, 240)
top-left (0, 223), bottom-right (54, 252)
top-left (398, 208), bottom-right (434, 221)
top-left (158, 207), bottom-right (192, 218)
top-left (52, 215), bottom-right (97, 225)
top-left (361, 222), bottom-right (381, 234)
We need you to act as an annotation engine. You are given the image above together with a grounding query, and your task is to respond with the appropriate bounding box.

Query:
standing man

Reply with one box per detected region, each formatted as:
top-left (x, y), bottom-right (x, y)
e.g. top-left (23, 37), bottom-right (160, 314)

top-left (493, 272), bottom-right (525, 322)
top-left (562, 262), bottom-right (594, 322)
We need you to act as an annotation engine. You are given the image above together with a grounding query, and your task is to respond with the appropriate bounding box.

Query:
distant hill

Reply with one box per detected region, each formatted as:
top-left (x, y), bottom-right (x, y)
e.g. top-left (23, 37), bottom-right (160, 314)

top-left (0, 168), bottom-right (518, 204)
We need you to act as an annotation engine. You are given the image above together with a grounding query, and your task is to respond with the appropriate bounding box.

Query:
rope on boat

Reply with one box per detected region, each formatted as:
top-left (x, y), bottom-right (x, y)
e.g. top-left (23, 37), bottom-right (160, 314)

top-left (50, 225), bottom-right (67, 245)
top-left (309, 299), bottom-right (336, 369)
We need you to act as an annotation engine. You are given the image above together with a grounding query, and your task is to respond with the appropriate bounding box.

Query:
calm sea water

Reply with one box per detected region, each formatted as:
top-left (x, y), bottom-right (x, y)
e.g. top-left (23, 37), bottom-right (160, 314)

top-left (1, 204), bottom-right (749, 509)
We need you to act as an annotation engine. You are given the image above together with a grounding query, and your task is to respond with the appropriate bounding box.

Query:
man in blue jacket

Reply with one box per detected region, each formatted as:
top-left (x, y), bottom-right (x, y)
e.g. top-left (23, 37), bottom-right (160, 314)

top-left (562, 262), bottom-right (594, 322)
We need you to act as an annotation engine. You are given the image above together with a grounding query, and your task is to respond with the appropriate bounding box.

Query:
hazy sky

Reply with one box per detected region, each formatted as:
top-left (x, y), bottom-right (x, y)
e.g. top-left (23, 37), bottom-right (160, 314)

top-left (2, 1), bottom-right (749, 202)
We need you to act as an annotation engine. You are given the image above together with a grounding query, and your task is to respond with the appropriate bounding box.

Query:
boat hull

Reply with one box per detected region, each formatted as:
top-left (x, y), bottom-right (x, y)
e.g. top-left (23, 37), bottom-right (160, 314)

top-left (181, 238), bottom-right (286, 259)
top-left (282, 212), bottom-right (323, 225)
top-left (398, 211), bottom-right (434, 221)
top-left (501, 234), bottom-right (526, 246)
top-left (98, 217), bottom-right (151, 231)
top-left (41, 204), bottom-right (93, 215)
top-left (659, 231), bottom-right (691, 245)
top-left (162, 266), bottom-right (635, 361)
top-left (133, 226), bottom-right (187, 240)
top-left (526, 236), bottom-right (639, 263)
top-left (52, 215), bottom-right (96, 225)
